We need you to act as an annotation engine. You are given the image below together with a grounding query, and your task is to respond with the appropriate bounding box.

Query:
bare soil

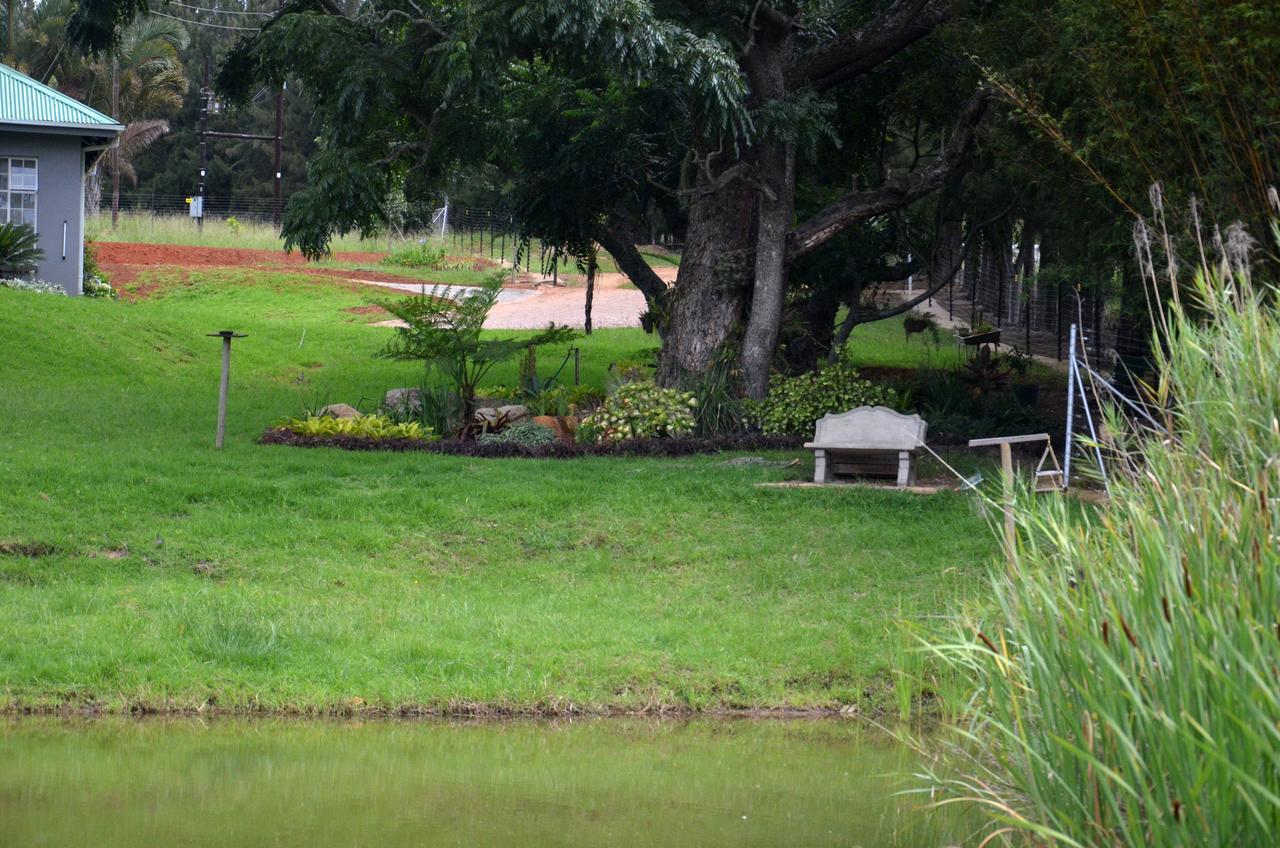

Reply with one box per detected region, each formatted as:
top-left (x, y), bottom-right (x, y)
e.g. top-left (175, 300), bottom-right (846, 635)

top-left (96, 242), bottom-right (674, 329)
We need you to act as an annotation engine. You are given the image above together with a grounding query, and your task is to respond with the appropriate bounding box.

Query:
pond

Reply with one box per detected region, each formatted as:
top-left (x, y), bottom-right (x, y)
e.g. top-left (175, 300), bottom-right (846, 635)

top-left (0, 718), bottom-right (968, 847)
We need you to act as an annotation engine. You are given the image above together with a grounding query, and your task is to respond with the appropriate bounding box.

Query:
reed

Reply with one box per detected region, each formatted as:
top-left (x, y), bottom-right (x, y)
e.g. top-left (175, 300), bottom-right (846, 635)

top-left (928, 231), bottom-right (1280, 844)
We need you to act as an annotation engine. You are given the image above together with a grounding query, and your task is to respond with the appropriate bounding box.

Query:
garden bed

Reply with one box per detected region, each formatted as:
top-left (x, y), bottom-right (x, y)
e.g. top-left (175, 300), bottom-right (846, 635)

top-left (260, 428), bottom-right (801, 457)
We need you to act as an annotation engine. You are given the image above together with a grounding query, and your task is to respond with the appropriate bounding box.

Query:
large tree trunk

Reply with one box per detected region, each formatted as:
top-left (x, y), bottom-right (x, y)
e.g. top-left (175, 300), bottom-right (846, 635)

top-left (657, 163), bottom-right (756, 385)
top-left (740, 29), bottom-right (797, 399)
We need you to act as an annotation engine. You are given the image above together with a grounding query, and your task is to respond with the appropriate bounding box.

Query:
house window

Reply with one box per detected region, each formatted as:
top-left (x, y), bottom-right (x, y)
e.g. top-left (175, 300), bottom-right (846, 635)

top-left (0, 158), bottom-right (38, 228)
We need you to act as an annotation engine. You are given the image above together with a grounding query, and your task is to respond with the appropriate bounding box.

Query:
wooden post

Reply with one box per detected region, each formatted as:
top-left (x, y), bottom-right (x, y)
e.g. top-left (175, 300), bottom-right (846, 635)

top-left (970, 433), bottom-right (1053, 566)
top-left (209, 331), bottom-right (246, 448)
top-left (999, 441), bottom-right (1016, 559)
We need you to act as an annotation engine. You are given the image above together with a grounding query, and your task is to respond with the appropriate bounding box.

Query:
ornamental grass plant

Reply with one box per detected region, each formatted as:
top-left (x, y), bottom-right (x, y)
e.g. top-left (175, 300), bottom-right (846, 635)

top-left (929, 231), bottom-right (1280, 845)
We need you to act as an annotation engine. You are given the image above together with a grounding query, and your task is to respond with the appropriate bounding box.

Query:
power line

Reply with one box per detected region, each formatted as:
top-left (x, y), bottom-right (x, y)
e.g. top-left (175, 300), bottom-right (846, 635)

top-left (150, 10), bottom-right (261, 31)
top-left (168, 2), bottom-right (273, 16)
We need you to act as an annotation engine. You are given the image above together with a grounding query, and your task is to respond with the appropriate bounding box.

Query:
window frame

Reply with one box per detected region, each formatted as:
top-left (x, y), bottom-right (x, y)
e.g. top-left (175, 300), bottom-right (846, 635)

top-left (0, 157), bottom-right (39, 231)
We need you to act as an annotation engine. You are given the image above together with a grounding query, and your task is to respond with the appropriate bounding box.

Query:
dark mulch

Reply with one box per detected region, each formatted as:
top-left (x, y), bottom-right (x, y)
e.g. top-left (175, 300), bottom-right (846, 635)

top-left (260, 428), bottom-right (803, 458)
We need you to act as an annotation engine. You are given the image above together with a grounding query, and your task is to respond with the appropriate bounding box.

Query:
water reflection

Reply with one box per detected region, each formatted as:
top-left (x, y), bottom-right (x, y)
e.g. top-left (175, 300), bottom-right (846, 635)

top-left (0, 717), bottom-right (964, 847)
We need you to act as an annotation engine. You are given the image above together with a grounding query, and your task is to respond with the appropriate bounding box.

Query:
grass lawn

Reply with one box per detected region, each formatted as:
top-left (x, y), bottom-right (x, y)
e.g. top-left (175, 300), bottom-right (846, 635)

top-left (0, 270), bottom-right (995, 714)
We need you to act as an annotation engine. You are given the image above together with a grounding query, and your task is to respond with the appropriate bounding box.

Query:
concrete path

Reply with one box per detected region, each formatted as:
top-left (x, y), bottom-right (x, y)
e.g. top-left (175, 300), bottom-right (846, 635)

top-left (360, 268), bottom-right (677, 330)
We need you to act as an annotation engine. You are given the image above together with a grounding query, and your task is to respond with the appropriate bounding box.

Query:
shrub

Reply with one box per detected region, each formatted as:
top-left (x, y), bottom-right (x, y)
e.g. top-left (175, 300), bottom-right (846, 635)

top-left (929, 245), bottom-right (1280, 845)
top-left (281, 414), bottom-right (432, 441)
top-left (577, 381), bottom-right (696, 443)
top-left (83, 275), bottom-right (115, 298)
top-left (381, 242), bottom-right (465, 270)
top-left (745, 363), bottom-right (895, 436)
top-left (0, 222), bottom-right (43, 275)
top-left (477, 419), bottom-right (557, 447)
top-left (226, 216), bottom-right (243, 235)
top-left (0, 277), bottom-right (64, 295)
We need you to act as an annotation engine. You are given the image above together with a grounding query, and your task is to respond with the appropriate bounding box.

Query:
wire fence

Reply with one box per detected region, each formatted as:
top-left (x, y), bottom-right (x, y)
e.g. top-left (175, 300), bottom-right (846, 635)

top-left (908, 237), bottom-right (1134, 366)
top-left (98, 191), bottom-right (289, 221)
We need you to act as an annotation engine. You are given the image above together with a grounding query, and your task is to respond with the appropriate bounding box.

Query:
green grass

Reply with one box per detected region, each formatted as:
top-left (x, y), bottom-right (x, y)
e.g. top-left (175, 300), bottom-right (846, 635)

top-left (87, 212), bottom-right (400, 253)
top-left (0, 270), bottom-right (994, 714)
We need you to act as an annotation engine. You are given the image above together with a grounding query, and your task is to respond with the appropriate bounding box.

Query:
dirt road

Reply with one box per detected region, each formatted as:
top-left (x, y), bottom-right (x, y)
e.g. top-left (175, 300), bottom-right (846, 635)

top-left (97, 241), bottom-right (672, 329)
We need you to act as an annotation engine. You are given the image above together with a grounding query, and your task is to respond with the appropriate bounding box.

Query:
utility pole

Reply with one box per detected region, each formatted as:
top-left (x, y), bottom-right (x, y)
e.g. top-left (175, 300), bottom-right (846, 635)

top-left (272, 0), bottom-right (285, 228)
top-left (273, 81), bottom-right (284, 227)
top-left (111, 53), bottom-right (120, 228)
top-left (197, 54), bottom-right (210, 231)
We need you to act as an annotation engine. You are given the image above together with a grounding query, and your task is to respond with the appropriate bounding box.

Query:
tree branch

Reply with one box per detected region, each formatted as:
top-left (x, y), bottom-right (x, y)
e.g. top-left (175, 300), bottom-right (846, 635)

top-left (785, 88), bottom-right (990, 263)
top-left (595, 225), bottom-right (670, 308)
top-left (786, 0), bottom-right (952, 92)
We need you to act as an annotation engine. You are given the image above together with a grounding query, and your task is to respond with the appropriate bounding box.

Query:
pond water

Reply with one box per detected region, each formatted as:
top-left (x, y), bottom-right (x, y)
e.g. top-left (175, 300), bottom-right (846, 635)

top-left (0, 718), bottom-right (967, 847)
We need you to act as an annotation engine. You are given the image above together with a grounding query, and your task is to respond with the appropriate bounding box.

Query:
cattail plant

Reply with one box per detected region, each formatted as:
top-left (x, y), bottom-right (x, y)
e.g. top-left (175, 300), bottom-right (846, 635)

top-left (922, 211), bottom-right (1280, 845)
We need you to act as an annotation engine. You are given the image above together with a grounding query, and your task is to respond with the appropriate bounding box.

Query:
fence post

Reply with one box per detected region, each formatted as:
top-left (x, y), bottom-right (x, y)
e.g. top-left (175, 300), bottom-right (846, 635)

top-left (1063, 323), bottom-right (1077, 488)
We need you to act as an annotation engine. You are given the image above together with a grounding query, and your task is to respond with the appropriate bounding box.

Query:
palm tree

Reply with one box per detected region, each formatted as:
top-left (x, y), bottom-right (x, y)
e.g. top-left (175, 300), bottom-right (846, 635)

top-left (9, 0), bottom-right (86, 88)
top-left (83, 16), bottom-right (190, 222)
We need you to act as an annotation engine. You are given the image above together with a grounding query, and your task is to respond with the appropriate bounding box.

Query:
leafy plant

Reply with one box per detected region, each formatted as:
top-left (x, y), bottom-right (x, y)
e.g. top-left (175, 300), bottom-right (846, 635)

top-left (477, 419), bottom-right (558, 447)
top-left (745, 363), bottom-right (896, 437)
top-left (685, 343), bottom-right (746, 437)
top-left (376, 273), bottom-right (578, 427)
top-left (959, 346), bottom-right (1012, 396)
top-left (0, 222), bottom-right (44, 276)
top-left (577, 381), bottom-right (697, 443)
top-left (381, 242), bottom-right (465, 270)
top-left (281, 414), bottom-right (431, 441)
top-left (83, 276), bottom-right (116, 298)
top-left (226, 216), bottom-right (243, 235)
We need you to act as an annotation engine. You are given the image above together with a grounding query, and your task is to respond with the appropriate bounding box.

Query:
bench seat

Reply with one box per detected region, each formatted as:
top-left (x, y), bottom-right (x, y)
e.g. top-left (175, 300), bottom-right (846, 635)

top-left (805, 407), bottom-right (928, 487)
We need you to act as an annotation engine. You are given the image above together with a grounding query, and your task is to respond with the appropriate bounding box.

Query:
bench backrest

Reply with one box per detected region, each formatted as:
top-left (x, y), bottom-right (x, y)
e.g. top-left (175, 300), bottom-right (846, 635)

top-left (813, 406), bottom-right (927, 450)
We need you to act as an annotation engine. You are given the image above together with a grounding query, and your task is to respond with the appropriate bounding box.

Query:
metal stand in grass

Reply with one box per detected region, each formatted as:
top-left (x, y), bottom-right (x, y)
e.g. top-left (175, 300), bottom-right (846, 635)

top-left (208, 330), bottom-right (247, 448)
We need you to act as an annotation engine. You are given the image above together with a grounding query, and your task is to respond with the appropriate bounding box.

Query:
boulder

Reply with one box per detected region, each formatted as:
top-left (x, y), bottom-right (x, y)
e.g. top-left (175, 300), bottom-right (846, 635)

top-left (531, 415), bottom-right (576, 442)
top-left (497, 404), bottom-right (529, 423)
top-left (384, 387), bottom-right (422, 414)
top-left (318, 403), bottom-right (361, 419)
top-left (474, 407), bottom-right (500, 426)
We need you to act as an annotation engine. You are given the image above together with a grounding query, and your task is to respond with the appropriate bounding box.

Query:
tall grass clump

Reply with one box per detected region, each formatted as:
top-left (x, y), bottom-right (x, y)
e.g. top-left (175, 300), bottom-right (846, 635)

top-left (929, 227), bottom-right (1280, 845)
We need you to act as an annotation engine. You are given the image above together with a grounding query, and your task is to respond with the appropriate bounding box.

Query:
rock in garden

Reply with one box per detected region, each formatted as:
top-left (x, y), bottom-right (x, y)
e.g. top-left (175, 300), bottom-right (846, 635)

top-left (383, 387), bottom-right (422, 413)
top-left (319, 403), bottom-right (361, 419)
top-left (497, 404), bottom-right (529, 422)
top-left (474, 407), bottom-right (500, 426)
top-left (531, 415), bottom-right (575, 442)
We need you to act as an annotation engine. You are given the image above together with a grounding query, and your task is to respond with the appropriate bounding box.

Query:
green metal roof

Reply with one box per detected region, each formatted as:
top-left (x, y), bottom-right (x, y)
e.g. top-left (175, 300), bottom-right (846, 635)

top-left (0, 63), bottom-right (124, 133)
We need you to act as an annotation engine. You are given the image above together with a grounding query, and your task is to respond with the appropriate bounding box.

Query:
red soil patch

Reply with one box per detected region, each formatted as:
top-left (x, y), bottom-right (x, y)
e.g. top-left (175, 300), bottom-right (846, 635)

top-left (96, 241), bottom-right (478, 298)
top-left (96, 242), bottom-right (386, 268)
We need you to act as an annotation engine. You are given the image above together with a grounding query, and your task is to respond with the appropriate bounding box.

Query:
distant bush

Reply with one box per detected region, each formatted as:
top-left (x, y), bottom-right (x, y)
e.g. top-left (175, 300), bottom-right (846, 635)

top-left (477, 419), bottom-right (558, 447)
top-left (281, 413), bottom-right (433, 442)
top-left (577, 381), bottom-right (696, 443)
top-left (381, 242), bottom-right (466, 270)
top-left (745, 363), bottom-right (896, 436)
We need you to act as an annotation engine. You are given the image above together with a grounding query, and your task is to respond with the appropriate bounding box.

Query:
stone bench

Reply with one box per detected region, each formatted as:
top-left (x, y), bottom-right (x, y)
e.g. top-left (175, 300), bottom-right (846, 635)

top-left (803, 406), bottom-right (928, 486)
